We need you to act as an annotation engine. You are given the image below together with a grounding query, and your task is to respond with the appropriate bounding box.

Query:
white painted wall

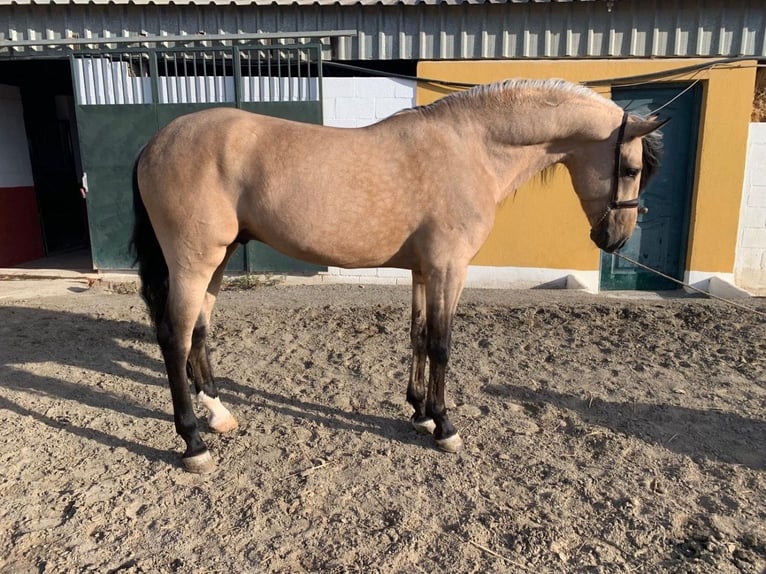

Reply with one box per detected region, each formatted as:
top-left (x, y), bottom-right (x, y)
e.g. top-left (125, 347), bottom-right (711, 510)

top-left (735, 123), bottom-right (766, 295)
top-left (322, 77), bottom-right (416, 129)
top-left (0, 84), bottom-right (33, 187)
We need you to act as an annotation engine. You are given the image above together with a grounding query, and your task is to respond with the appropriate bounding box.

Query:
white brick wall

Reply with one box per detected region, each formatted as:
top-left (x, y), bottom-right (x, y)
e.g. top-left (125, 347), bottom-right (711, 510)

top-left (322, 77), bottom-right (416, 129)
top-left (735, 123), bottom-right (766, 294)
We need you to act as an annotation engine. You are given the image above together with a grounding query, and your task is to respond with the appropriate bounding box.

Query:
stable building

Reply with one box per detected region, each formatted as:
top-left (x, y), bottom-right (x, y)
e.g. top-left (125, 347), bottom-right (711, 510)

top-left (0, 0), bottom-right (764, 293)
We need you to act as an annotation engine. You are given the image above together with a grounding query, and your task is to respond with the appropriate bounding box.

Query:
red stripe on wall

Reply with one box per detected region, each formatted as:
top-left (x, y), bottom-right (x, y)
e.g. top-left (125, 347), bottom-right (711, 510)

top-left (0, 186), bottom-right (44, 267)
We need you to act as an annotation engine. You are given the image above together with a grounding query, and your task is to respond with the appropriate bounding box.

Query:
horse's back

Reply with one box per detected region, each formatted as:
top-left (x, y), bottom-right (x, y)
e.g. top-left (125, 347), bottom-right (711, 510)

top-left (136, 106), bottom-right (496, 270)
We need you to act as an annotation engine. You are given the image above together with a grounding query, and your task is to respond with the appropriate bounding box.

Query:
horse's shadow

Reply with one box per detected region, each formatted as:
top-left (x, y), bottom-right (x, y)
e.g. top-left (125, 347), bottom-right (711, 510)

top-left (1, 302), bottom-right (763, 470)
top-left (0, 301), bottom-right (177, 463)
top-left (0, 302), bottom-right (425, 464)
top-left (216, 377), bottom-right (426, 449)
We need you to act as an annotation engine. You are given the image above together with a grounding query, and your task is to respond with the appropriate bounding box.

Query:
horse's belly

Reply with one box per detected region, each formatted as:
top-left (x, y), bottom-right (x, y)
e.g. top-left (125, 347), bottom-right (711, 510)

top-left (238, 177), bottom-right (423, 269)
top-left (259, 229), bottom-right (411, 269)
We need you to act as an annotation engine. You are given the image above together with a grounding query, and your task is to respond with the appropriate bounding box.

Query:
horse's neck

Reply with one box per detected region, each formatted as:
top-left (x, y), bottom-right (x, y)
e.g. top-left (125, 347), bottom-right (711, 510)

top-left (490, 144), bottom-right (566, 203)
top-left (475, 98), bottom-right (616, 204)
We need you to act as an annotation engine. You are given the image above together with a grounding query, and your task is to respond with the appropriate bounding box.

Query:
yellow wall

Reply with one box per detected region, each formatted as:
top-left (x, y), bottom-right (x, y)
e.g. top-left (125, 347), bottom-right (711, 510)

top-left (417, 59), bottom-right (756, 274)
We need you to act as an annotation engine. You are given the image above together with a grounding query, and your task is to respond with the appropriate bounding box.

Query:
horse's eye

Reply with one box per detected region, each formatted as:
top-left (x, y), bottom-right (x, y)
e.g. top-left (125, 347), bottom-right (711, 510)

top-left (624, 167), bottom-right (641, 179)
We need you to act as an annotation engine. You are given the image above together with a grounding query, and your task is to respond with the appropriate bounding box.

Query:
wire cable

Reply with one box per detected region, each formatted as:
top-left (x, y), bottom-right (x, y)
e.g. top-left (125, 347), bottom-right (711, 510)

top-left (613, 252), bottom-right (766, 318)
top-left (324, 56), bottom-right (763, 94)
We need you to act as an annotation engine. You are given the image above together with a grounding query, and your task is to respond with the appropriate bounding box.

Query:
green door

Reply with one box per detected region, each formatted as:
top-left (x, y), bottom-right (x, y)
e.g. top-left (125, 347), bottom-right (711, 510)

top-left (599, 84), bottom-right (701, 290)
top-left (73, 46), bottom-right (324, 273)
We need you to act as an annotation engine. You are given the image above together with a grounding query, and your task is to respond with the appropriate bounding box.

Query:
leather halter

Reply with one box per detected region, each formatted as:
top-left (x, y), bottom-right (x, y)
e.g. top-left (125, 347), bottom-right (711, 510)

top-left (594, 112), bottom-right (647, 227)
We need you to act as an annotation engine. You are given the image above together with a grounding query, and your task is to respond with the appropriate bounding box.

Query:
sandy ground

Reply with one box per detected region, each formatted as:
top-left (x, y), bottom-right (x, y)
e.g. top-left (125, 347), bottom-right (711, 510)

top-left (0, 277), bottom-right (764, 573)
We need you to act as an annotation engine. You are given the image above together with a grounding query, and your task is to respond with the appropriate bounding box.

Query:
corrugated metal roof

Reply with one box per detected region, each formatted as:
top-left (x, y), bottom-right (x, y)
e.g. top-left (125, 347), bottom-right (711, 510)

top-left (1, 0), bottom-right (764, 60)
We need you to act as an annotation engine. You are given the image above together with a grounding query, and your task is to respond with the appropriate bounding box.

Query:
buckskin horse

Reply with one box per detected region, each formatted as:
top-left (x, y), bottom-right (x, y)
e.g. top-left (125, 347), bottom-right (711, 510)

top-left (131, 78), bottom-right (666, 472)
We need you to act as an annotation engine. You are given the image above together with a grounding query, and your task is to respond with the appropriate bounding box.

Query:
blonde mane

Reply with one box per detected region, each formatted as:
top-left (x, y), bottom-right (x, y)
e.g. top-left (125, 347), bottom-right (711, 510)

top-left (413, 78), bottom-right (620, 116)
top-left (410, 78), bottom-right (662, 187)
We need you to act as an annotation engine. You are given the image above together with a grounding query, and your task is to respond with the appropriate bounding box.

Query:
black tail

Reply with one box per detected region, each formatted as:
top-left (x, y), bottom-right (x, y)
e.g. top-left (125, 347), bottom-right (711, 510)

top-left (130, 148), bottom-right (168, 327)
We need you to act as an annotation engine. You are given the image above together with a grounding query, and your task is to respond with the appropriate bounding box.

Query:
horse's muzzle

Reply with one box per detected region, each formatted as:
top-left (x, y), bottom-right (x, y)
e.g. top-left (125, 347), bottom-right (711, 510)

top-left (590, 226), bottom-right (628, 253)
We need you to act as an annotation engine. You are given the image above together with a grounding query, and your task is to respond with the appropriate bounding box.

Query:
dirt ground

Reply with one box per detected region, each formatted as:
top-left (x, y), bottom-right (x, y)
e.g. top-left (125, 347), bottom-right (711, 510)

top-left (0, 278), bottom-right (764, 574)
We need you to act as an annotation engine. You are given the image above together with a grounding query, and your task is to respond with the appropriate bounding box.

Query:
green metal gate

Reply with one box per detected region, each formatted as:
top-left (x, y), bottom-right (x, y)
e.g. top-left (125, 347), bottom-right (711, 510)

top-left (72, 44), bottom-right (324, 272)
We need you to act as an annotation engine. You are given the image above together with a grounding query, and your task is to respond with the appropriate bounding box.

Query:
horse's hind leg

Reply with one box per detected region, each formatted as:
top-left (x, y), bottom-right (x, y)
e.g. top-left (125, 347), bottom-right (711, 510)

top-left (159, 260), bottom-right (226, 473)
top-left (407, 272), bottom-right (435, 434)
top-left (189, 315), bottom-right (238, 434)
top-left (187, 246), bottom-right (239, 434)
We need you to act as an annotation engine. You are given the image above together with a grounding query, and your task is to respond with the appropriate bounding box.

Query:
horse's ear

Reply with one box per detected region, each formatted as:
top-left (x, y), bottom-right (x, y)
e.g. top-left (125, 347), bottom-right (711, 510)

top-left (625, 115), bottom-right (670, 139)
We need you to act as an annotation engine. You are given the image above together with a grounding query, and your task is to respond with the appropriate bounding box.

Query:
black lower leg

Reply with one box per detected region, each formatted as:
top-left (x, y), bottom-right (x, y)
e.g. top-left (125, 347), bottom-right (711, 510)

top-left (426, 339), bottom-right (457, 442)
top-left (158, 319), bottom-right (208, 460)
top-left (407, 323), bottom-right (429, 423)
top-left (188, 322), bottom-right (218, 398)
top-left (407, 391), bottom-right (429, 423)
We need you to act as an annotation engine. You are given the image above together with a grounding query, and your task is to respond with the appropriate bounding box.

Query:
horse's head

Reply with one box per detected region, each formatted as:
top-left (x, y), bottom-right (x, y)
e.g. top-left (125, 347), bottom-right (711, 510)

top-left (568, 112), bottom-right (668, 253)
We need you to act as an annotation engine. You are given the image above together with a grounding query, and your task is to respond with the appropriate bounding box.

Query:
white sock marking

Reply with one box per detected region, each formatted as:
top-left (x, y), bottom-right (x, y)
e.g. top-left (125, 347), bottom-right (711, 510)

top-left (197, 391), bottom-right (234, 427)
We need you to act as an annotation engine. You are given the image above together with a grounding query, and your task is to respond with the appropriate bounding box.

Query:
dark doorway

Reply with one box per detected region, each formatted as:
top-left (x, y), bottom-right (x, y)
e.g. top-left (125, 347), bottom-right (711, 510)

top-left (0, 59), bottom-right (91, 268)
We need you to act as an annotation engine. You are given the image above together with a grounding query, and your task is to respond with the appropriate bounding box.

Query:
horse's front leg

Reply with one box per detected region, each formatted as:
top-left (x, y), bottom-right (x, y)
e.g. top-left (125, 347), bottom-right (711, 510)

top-left (407, 274), bottom-right (435, 434)
top-left (424, 266), bottom-right (466, 453)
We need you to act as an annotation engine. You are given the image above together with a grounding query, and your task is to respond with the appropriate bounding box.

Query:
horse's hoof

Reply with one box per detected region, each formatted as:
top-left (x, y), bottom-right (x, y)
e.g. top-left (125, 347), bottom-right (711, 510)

top-left (411, 415), bottom-right (436, 435)
top-left (208, 413), bottom-right (239, 434)
top-left (182, 450), bottom-right (215, 474)
top-left (435, 432), bottom-right (463, 453)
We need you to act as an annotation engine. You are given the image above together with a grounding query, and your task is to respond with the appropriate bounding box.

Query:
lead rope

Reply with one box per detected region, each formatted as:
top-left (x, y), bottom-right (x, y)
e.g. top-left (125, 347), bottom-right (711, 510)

top-left (613, 251), bottom-right (766, 319)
